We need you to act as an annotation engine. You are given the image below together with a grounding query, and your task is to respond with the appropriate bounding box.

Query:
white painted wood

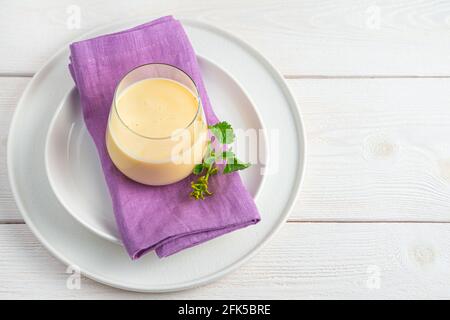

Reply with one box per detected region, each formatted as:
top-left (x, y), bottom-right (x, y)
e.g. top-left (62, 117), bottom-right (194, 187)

top-left (0, 78), bottom-right (29, 221)
top-left (2, 0), bottom-right (450, 298)
top-left (1, 0), bottom-right (450, 76)
top-left (2, 77), bottom-right (450, 222)
top-left (292, 78), bottom-right (450, 222)
top-left (1, 223), bottom-right (450, 299)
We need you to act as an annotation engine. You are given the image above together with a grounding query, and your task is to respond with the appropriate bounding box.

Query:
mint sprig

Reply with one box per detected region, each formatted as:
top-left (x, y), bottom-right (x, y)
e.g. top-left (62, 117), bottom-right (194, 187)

top-left (190, 121), bottom-right (250, 200)
top-left (223, 158), bottom-right (251, 174)
top-left (208, 121), bottom-right (235, 144)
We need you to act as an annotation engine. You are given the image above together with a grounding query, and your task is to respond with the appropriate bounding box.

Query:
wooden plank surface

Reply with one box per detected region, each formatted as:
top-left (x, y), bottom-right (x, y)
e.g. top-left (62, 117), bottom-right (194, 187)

top-left (292, 78), bottom-right (450, 221)
top-left (0, 78), bottom-right (28, 221)
top-left (2, 0), bottom-right (450, 299)
top-left (2, 223), bottom-right (450, 299)
top-left (2, 77), bottom-right (450, 222)
top-left (1, 0), bottom-right (450, 76)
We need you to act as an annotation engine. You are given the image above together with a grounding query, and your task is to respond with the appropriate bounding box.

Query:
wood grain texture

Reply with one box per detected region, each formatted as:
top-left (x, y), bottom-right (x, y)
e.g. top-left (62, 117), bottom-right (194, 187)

top-left (2, 0), bottom-right (450, 298)
top-left (2, 223), bottom-right (450, 299)
top-left (0, 78), bottom-right (29, 221)
top-left (2, 77), bottom-right (450, 222)
top-left (292, 78), bottom-right (450, 221)
top-left (1, 0), bottom-right (450, 76)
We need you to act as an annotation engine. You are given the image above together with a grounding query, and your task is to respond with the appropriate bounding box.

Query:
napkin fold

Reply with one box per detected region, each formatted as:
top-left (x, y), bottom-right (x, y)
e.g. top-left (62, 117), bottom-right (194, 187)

top-left (69, 16), bottom-right (260, 258)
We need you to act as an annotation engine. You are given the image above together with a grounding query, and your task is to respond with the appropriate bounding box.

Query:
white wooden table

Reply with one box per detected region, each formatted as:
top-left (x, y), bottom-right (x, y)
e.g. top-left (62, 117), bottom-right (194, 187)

top-left (2, 0), bottom-right (450, 299)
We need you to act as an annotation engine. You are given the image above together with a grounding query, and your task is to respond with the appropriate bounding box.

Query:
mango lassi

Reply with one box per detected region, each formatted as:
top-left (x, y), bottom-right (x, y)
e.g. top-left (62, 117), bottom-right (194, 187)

top-left (106, 76), bottom-right (208, 186)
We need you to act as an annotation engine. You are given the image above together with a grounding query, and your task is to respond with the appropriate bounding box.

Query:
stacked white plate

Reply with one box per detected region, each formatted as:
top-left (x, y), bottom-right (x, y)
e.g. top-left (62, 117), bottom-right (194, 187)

top-left (8, 18), bottom-right (306, 292)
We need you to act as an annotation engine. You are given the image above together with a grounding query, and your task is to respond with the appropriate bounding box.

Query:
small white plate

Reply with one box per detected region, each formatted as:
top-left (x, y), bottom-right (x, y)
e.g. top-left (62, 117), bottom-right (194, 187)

top-left (8, 18), bottom-right (306, 292)
top-left (45, 56), bottom-right (267, 244)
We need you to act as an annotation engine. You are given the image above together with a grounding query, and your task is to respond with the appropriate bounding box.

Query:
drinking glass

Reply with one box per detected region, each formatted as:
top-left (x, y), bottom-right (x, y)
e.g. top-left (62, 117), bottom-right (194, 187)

top-left (106, 63), bottom-right (208, 186)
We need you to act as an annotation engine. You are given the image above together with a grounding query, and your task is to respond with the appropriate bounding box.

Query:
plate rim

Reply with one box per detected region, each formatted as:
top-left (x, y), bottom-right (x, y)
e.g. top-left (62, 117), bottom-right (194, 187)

top-left (7, 17), bottom-right (307, 292)
top-left (43, 54), bottom-right (269, 245)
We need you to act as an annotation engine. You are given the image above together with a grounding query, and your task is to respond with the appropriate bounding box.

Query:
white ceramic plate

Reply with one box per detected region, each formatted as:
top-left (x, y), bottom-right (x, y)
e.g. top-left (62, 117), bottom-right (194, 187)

top-left (45, 55), bottom-right (267, 244)
top-left (8, 18), bottom-right (306, 292)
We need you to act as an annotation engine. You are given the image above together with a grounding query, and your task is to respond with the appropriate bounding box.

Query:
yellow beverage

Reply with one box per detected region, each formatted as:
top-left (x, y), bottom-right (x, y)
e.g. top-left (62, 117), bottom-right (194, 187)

top-left (106, 72), bottom-right (207, 186)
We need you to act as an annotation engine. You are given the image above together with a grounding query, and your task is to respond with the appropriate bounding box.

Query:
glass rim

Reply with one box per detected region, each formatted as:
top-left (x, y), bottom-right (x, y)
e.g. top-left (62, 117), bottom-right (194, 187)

top-left (112, 62), bottom-right (202, 140)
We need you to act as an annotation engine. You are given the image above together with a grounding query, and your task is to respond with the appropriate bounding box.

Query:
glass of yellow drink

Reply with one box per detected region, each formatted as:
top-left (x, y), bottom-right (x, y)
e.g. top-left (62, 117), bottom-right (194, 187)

top-left (106, 63), bottom-right (208, 186)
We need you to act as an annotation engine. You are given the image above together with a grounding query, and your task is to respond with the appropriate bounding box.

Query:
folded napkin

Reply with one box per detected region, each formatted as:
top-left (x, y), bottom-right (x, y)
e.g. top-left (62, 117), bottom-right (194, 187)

top-left (69, 16), bottom-right (260, 258)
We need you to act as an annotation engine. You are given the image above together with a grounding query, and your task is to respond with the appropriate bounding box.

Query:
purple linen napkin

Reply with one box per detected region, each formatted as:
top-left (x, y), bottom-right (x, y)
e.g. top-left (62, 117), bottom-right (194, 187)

top-left (69, 16), bottom-right (260, 258)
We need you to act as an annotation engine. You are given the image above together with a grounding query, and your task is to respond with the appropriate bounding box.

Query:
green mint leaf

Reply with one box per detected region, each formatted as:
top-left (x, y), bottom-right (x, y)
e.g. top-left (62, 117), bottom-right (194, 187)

top-left (223, 157), bottom-right (251, 174)
top-left (208, 121), bottom-right (235, 144)
top-left (222, 151), bottom-right (235, 160)
top-left (215, 150), bottom-right (235, 162)
top-left (204, 155), bottom-right (215, 166)
top-left (193, 163), bottom-right (204, 175)
top-left (190, 121), bottom-right (251, 200)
